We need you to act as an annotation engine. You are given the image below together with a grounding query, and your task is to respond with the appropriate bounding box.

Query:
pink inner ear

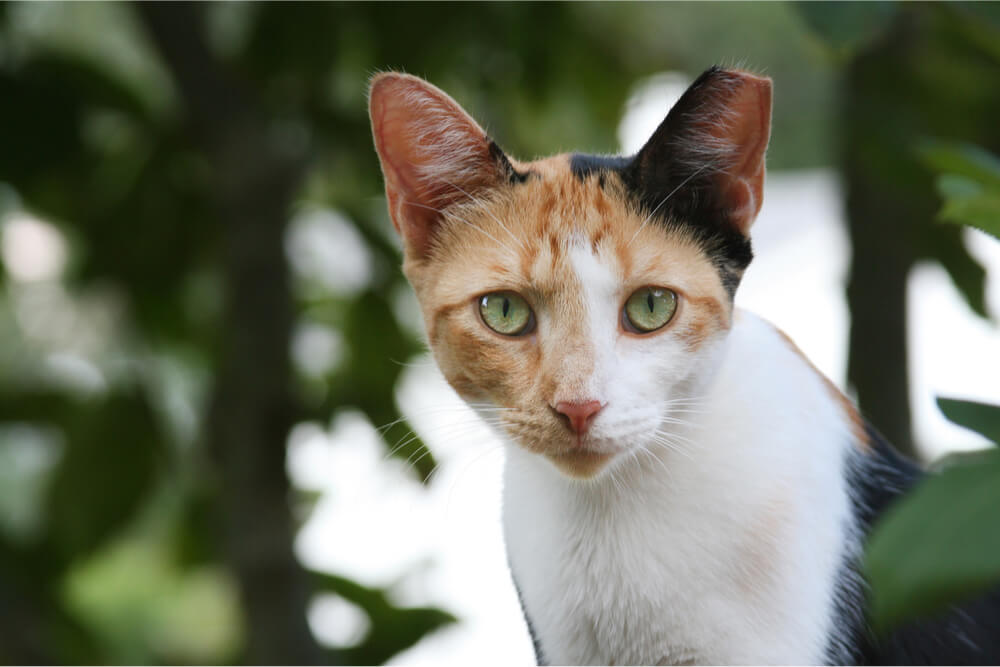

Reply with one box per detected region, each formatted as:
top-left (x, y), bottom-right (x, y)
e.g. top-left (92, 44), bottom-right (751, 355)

top-left (369, 73), bottom-right (497, 258)
top-left (709, 72), bottom-right (772, 233)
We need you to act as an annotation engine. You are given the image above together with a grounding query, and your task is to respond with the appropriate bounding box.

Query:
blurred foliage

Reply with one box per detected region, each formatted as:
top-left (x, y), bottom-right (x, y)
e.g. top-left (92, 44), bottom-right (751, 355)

top-left (865, 399), bottom-right (1000, 633)
top-left (865, 144), bottom-right (1000, 634)
top-left (922, 142), bottom-right (1000, 240)
top-left (310, 571), bottom-right (457, 666)
top-left (799, 2), bottom-right (1000, 457)
top-left (796, 1), bottom-right (898, 59)
top-left (0, 2), bottom-right (840, 664)
top-left (0, 1), bottom-right (998, 664)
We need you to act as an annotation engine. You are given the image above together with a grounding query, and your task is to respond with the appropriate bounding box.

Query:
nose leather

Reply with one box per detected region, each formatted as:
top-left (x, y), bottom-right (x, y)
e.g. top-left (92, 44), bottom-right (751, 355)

top-left (555, 400), bottom-right (604, 435)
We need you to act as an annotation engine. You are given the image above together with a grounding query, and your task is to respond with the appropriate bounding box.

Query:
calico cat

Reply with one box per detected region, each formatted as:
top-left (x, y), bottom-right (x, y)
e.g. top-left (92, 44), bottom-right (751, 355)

top-left (368, 67), bottom-right (1000, 665)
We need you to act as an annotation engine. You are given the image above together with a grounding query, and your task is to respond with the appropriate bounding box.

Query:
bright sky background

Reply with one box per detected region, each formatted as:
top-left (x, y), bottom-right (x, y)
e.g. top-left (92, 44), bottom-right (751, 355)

top-left (289, 73), bottom-right (1000, 663)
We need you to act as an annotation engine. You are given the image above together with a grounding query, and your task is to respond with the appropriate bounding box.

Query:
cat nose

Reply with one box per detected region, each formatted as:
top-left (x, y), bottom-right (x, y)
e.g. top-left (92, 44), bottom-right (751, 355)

top-left (554, 400), bottom-right (604, 435)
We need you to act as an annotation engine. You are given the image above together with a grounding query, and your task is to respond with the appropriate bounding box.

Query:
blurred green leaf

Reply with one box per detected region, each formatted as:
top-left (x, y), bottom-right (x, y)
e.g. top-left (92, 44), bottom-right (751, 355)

top-left (938, 173), bottom-right (984, 200)
top-left (168, 481), bottom-right (220, 569)
top-left (0, 533), bottom-right (103, 664)
top-left (938, 397), bottom-right (1000, 446)
top-left (922, 142), bottom-right (1000, 240)
top-left (865, 447), bottom-right (1000, 633)
top-left (926, 225), bottom-right (989, 318)
top-left (64, 534), bottom-right (242, 665)
top-left (937, 187), bottom-right (1000, 240)
top-left (42, 390), bottom-right (166, 562)
top-left (921, 142), bottom-right (1000, 185)
top-left (795, 2), bottom-right (897, 58)
top-left (311, 570), bottom-right (457, 665)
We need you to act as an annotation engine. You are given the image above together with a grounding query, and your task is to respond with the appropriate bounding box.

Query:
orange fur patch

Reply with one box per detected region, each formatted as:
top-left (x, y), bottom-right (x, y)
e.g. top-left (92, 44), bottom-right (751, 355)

top-left (404, 153), bottom-right (734, 470)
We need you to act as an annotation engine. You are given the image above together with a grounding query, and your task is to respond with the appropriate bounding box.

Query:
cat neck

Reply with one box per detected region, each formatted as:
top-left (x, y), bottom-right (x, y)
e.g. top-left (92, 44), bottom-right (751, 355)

top-left (501, 308), bottom-right (860, 664)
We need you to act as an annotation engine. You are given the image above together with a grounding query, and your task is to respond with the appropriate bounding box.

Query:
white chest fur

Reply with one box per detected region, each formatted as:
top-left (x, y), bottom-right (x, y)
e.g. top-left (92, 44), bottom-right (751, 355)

top-left (502, 312), bottom-right (857, 665)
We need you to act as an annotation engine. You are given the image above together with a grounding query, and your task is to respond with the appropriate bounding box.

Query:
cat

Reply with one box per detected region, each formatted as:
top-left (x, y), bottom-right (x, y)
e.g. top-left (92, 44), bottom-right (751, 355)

top-left (368, 66), bottom-right (1000, 665)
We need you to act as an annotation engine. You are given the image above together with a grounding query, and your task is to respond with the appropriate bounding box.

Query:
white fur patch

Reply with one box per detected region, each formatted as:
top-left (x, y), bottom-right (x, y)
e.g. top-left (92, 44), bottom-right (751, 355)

top-left (565, 241), bottom-right (618, 404)
top-left (502, 307), bottom-right (856, 664)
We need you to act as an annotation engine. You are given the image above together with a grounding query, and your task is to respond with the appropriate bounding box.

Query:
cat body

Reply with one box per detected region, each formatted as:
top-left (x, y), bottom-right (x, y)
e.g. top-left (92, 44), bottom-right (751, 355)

top-left (504, 309), bottom-right (857, 664)
top-left (368, 67), bottom-right (1000, 664)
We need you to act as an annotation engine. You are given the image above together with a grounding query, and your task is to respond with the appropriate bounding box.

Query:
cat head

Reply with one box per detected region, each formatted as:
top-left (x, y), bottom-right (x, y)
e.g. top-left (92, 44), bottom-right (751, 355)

top-left (369, 67), bottom-right (771, 479)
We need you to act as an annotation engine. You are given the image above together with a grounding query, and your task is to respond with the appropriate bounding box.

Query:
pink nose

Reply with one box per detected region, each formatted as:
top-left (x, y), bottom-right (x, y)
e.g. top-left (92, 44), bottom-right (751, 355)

top-left (555, 400), bottom-right (604, 435)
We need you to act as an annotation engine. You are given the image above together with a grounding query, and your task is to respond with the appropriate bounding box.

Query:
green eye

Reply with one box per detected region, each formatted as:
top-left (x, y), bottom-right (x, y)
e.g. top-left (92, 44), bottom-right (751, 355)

top-left (624, 287), bottom-right (677, 333)
top-left (479, 292), bottom-right (534, 336)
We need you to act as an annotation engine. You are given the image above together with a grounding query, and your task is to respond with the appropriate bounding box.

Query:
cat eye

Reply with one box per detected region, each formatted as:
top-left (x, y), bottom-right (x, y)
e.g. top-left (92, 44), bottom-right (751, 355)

top-left (479, 291), bottom-right (535, 336)
top-left (623, 287), bottom-right (677, 333)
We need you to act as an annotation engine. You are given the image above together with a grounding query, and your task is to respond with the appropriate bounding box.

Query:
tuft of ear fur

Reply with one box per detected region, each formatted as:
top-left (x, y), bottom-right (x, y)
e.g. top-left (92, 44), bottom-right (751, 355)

top-left (369, 72), bottom-right (514, 259)
top-left (627, 66), bottom-right (772, 236)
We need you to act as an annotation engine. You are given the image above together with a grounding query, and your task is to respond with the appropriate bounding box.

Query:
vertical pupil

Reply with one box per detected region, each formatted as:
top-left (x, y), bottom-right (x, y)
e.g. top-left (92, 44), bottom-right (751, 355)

top-left (646, 291), bottom-right (654, 313)
top-left (502, 297), bottom-right (510, 318)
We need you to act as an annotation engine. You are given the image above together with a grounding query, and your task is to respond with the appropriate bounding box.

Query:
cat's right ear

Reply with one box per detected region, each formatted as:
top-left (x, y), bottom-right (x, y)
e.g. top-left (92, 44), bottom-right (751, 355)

top-left (369, 73), bottom-right (511, 260)
top-left (627, 67), bottom-right (772, 237)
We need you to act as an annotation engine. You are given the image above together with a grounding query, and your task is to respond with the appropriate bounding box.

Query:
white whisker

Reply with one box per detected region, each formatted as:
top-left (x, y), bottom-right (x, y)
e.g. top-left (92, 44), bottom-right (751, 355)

top-left (649, 432), bottom-right (695, 461)
top-left (657, 428), bottom-right (696, 447)
top-left (381, 416), bottom-right (507, 464)
top-left (638, 445), bottom-right (673, 480)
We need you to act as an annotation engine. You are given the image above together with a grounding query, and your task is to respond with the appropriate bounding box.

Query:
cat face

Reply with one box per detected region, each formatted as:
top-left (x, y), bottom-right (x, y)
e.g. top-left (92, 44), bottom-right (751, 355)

top-left (370, 68), bottom-right (771, 478)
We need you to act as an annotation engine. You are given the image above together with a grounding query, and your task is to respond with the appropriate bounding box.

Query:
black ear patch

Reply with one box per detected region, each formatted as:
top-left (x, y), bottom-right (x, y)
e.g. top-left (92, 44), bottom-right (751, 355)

top-left (570, 154), bottom-right (633, 181)
top-left (571, 146), bottom-right (751, 297)
top-left (567, 67), bottom-right (766, 298)
top-left (489, 139), bottom-right (532, 185)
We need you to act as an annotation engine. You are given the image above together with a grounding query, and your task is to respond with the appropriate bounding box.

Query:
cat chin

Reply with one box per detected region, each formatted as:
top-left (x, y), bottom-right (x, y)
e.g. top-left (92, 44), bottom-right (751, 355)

top-left (504, 427), bottom-right (658, 480)
top-left (543, 447), bottom-right (620, 479)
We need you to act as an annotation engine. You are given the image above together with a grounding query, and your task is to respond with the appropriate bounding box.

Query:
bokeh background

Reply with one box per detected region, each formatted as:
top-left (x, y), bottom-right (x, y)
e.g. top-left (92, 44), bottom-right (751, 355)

top-left (1, 2), bottom-right (999, 664)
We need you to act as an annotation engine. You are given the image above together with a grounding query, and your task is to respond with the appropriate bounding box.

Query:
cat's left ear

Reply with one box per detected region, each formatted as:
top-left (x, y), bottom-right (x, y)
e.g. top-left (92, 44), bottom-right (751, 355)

top-left (369, 72), bottom-right (516, 260)
top-left (628, 67), bottom-right (772, 236)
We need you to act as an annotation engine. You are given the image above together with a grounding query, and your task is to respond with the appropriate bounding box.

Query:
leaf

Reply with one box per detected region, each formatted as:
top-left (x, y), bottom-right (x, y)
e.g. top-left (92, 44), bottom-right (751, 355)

top-left (921, 142), bottom-right (1000, 240)
top-left (916, 142), bottom-right (1000, 314)
top-left (169, 481), bottom-right (221, 568)
top-left (937, 188), bottom-right (1000, 240)
top-left (926, 223), bottom-right (989, 318)
top-left (310, 570), bottom-right (456, 665)
top-left (865, 448), bottom-right (1000, 633)
top-left (937, 397), bottom-right (1000, 445)
top-left (0, 533), bottom-right (104, 663)
top-left (42, 390), bottom-right (166, 562)
top-left (937, 173), bottom-right (984, 200)
top-left (794, 2), bottom-right (897, 58)
top-left (920, 142), bottom-right (1000, 186)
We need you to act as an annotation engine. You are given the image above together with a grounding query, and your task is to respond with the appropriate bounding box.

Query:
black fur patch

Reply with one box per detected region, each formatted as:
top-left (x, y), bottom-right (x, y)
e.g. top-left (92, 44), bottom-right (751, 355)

top-left (570, 153), bottom-right (632, 181)
top-left (833, 423), bottom-right (1000, 664)
top-left (568, 151), bottom-right (752, 298)
top-left (619, 66), bottom-right (758, 298)
top-left (489, 139), bottom-right (530, 185)
top-left (564, 67), bottom-right (766, 299)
